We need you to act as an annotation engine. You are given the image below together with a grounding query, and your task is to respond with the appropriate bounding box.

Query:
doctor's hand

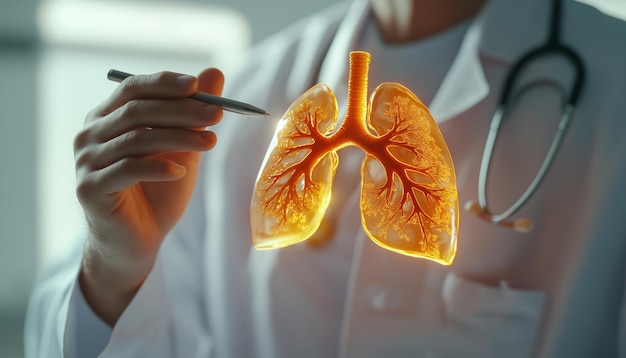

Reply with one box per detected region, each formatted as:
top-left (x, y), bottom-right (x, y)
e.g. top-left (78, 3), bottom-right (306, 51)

top-left (74, 68), bottom-right (224, 326)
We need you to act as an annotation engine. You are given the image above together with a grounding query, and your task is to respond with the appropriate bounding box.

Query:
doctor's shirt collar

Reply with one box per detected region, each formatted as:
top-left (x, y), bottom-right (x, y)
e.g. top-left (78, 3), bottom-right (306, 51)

top-left (430, 0), bottom-right (552, 122)
top-left (318, 0), bottom-right (553, 124)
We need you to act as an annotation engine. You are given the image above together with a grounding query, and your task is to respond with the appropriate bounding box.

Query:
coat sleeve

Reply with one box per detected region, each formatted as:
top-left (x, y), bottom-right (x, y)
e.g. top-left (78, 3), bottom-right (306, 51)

top-left (24, 250), bottom-right (179, 358)
top-left (23, 237), bottom-right (108, 358)
top-left (24, 157), bottom-right (213, 358)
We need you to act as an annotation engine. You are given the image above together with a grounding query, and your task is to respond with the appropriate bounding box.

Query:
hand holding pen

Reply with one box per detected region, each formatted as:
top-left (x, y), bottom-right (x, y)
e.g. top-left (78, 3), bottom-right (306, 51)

top-left (108, 69), bottom-right (270, 116)
top-left (74, 69), bottom-right (228, 326)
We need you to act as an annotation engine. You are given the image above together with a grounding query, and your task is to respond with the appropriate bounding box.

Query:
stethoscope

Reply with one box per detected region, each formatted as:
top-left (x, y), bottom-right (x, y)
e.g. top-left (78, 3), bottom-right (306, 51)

top-left (465, 0), bottom-right (586, 232)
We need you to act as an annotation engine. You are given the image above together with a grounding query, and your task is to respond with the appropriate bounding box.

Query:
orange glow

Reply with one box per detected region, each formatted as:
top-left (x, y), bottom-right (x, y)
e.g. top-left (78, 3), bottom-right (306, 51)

top-left (251, 51), bottom-right (459, 264)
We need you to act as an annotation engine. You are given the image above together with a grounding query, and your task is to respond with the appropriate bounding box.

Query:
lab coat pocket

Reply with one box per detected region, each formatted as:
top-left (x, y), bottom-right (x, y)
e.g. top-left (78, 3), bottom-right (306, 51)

top-left (441, 272), bottom-right (546, 358)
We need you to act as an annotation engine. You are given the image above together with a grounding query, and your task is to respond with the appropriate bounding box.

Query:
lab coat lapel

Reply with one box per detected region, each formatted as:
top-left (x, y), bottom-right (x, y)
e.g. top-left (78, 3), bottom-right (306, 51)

top-left (429, 0), bottom-right (552, 124)
top-left (428, 23), bottom-right (489, 123)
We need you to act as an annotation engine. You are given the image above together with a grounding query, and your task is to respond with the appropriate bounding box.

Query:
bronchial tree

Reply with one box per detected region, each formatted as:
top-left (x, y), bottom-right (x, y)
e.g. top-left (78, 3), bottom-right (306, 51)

top-left (251, 51), bottom-right (459, 265)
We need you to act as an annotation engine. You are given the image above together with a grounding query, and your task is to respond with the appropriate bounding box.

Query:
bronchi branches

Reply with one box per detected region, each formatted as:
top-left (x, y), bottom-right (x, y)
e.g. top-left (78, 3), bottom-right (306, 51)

top-left (362, 96), bottom-right (455, 258)
top-left (256, 100), bottom-right (329, 227)
top-left (251, 51), bottom-right (459, 264)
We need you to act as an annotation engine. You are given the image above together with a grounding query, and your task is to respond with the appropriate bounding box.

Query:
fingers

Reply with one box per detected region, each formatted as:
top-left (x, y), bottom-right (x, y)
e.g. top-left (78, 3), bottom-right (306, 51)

top-left (86, 68), bottom-right (226, 141)
top-left (94, 68), bottom-right (225, 120)
top-left (75, 68), bottom-right (225, 200)
top-left (77, 157), bottom-right (187, 200)
top-left (90, 98), bottom-right (223, 142)
top-left (95, 71), bottom-right (199, 117)
top-left (197, 68), bottom-right (224, 96)
top-left (76, 128), bottom-right (217, 171)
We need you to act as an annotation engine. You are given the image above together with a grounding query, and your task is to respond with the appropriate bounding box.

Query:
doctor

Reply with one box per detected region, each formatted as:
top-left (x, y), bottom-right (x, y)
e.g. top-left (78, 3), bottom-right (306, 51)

top-left (25, 0), bottom-right (626, 357)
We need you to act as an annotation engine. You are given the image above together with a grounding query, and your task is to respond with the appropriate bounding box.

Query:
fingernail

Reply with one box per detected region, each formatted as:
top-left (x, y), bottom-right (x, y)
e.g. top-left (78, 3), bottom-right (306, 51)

top-left (201, 131), bottom-right (217, 147)
top-left (201, 106), bottom-right (223, 127)
top-left (202, 105), bottom-right (216, 118)
top-left (177, 75), bottom-right (196, 90)
top-left (171, 164), bottom-right (187, 177)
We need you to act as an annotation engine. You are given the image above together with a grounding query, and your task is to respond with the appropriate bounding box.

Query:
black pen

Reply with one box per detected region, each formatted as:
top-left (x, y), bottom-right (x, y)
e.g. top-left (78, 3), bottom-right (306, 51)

top-left (107, 69), bottom-right (271, 117)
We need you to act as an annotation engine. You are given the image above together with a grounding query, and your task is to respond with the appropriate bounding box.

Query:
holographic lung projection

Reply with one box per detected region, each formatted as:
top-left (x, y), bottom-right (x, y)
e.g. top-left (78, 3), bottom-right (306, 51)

top-left (251, 51), bottom-right (459, 264)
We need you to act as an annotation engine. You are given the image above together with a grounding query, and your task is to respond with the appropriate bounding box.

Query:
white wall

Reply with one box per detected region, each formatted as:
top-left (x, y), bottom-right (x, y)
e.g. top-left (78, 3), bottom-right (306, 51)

top-left (0, 2), bottom-right (40, 358)
top-left (148, 0), bottom-right (342, 42)
top-left (0, 0), bottom-right (38, 40)
top-left (0, 45), bottom-right (39, 358)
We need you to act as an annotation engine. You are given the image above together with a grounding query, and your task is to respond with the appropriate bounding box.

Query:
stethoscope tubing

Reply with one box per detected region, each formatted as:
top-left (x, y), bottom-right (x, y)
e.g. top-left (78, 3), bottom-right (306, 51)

top-left (470, 0), bottom-right (586, 230)
top-left (477, 104), bottom-right (575, 223)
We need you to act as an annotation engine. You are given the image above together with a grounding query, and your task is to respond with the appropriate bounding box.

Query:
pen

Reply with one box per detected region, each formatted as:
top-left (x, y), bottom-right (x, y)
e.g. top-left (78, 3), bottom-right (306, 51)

top-left (107, 69), bottom-right (271, 117)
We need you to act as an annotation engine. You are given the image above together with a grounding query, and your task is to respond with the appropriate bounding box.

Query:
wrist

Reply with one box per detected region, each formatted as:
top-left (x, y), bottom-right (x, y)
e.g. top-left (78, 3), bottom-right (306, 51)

top-left (79, 236), bottom-right (157, 326)
top-left (83, 216), bottom-right (160, 282)
top-left (82, 233), bottom-right (156, 289)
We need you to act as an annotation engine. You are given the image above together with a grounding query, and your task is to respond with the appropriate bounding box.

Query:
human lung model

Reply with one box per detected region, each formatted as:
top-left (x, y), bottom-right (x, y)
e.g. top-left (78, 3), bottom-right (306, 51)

top-left (251, 51), bottom-right (459, 264)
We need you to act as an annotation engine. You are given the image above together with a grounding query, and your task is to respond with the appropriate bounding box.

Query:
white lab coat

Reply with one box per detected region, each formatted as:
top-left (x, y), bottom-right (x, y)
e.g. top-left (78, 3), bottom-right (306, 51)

top-left (25, 0), bottom-right (626, 357)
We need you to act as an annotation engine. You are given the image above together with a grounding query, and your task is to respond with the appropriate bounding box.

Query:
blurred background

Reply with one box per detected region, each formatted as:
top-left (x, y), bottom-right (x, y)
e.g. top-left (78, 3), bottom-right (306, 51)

top-left (0, 0), bottom-right (623, 357)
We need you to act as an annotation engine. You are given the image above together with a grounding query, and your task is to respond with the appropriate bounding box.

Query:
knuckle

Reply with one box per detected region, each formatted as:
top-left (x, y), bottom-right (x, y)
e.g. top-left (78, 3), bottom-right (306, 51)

top-left (116, 157), bottom-right (137, 172)
top-left (73, 127), bottom-right (91, 151)
top-left (85, 107), bottom-right (101, 122)
top-left (75, 174), bottom-right (97, 202)
top-left (119, 99), bottom-right (143, 119)
top-left (151, 71), bottom-right (173, 86)
top-left (109, 135), bottom-right (128, 154)
top-left (119, 75), bottom-right (141, 95)
top-left (121, 128), bottom-right (146, 146)
top-left (74, 147), bottom-right (95, 169)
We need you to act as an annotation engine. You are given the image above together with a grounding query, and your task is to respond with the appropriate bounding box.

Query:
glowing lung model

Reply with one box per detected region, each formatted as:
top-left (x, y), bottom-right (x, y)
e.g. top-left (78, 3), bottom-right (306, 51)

top-left (251, 51), bottom-right (458, 264)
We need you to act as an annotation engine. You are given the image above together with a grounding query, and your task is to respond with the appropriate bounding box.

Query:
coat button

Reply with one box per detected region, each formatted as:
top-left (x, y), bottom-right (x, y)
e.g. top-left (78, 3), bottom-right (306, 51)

top-left (367, 285), bottom-right (403, 312)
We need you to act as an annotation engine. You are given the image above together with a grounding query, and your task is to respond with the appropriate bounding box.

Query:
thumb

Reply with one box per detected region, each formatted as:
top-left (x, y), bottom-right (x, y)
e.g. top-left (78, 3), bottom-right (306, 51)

top-left (197, 68), bottom-right (224, 96)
